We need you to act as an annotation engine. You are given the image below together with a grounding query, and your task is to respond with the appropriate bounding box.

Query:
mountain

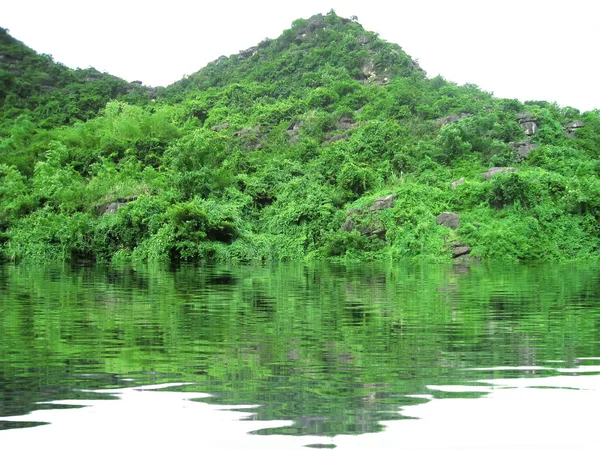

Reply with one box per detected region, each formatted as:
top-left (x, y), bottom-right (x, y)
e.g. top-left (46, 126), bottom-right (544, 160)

top-left (1, 12), bottom-right (599, 263)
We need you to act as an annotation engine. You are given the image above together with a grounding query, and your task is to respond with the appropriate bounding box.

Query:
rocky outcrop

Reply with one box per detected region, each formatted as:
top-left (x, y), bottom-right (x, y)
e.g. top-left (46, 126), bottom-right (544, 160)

top-left (451, 178), bottom-right (465, 190)
top-left (510, 140), bottom-right (538, 160)
top-left (436, 113), bottom-right (472, 126)
top-left (452, 245), bottom-right (472, 258)
top-left (369, 194), bottom-right (398, 212)
top-left (517, 113), bottom-right (538, 136)
top-left (338, 116), bottom-right (356, 131)
top-left (361, 60), bottom-right (376, 79)
top-left (97, 196), bottom-right (139, 215)
top-left (565, 120), bottom-right (584, 137)
top-left (341, 209), bottom-right (360, 232)
top-left (355, 35), bottom-right (372, 45)
top-left (211, 122), bottom-right (229, 132)
top-left (340, 195), bottom-right (398, 239)
top-left (482, 167), bottom-right (517, 181)
top-left (238, 46), bottom-right (258, 60)
top-left (436, 212), bottom-right (460, 229)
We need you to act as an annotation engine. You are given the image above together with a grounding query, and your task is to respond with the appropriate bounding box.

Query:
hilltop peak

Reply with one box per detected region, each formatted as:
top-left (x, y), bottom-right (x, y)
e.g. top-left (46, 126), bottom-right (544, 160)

top-left (168, 12), bottom-right (425, 94)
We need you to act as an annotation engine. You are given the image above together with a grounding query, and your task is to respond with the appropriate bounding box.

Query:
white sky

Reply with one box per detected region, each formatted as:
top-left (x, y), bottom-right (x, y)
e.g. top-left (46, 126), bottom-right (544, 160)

top-left (2, 0), bottom-right (599, 112)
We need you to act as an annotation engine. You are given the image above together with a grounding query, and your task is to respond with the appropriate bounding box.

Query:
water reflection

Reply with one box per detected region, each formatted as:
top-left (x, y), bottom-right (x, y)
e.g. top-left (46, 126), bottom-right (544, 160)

top-left (1, 262), bottom-right (600, 446)
top-left (1, 369), bottom-right (599, 449)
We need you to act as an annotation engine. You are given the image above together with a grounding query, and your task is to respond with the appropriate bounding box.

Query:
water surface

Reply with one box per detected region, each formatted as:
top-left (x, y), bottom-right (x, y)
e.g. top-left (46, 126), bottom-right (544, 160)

top-left (1, 262), bottom-right (599, 448)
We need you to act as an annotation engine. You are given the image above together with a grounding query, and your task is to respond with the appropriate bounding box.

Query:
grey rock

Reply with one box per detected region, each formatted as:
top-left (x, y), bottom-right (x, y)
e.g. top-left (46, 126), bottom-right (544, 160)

top-left (306, 14), bottom-right (325, 30)
top-left (359, 219), bottom-right (386, 239)
top-left (436, 212), bottom-right (460, 229)
top-left (369, 194), bottom-right (399, 212)
top-left (452, 246), bottom-right (472, 258)
top-left (436, 113), bottom-right (472, 126)
top-left (287, 121), bottom-right (303, 132)
top-left (565, 120), bottom-right (585, 137)
top-left (338, 116), bottom-right (356, 130)
top-left (233, 128), bottom-right (251, 137)
top-left (102, 202), bottom-right (127, 215)
top-left (238, 46), bottom-right (258, 59)
top-left (355, 35), bottom-right (372, 45)
top-left (211, 122), bottom-right (229, 131)
top-left (324, 133), bottom-right (347, 144)
top-left (341, 218), bottom-right (355, 232)
top-left (346, 208), bottom-right (360, 216)
top-left (510, 141), bottom-right (538, 159)
top-left (516, 112), bottom-right (533, 121)
top-left (517, 113), bottom-right (538, 136)
top-left (451, 177), bottom-right (465, 190)
top-left (565, 120), bottom-right (585, 129)
top-left (98, 196), bottom-right (138, 215)
top-left (362, 60), bottom-right (376, 78)
top-left (482, 167), bottom-right (517, 181)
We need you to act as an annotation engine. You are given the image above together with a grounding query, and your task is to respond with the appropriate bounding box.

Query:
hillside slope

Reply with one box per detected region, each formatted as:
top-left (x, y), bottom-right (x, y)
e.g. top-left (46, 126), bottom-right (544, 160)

top-left (1, 12), bottom-right (600, 263)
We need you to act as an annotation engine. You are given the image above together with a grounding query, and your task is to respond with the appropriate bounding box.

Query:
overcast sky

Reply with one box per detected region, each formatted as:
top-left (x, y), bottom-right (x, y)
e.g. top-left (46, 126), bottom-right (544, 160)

top-left (3, 0), bottom-right (599, 112)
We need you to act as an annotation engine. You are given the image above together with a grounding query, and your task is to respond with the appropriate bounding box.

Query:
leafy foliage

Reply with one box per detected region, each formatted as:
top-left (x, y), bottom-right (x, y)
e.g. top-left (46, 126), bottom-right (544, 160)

top-left (0, 15), bottom-right (599, 262)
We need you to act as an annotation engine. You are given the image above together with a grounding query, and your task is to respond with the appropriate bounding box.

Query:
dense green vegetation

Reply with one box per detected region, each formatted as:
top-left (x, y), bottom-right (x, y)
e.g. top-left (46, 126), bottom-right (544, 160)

top-left (1, 12), bottom-right (599, 263)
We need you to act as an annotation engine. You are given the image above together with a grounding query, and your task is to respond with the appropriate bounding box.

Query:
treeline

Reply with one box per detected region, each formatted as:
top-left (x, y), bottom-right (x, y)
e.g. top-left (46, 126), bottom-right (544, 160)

top-left (1, 13), bottom-right (600, 263)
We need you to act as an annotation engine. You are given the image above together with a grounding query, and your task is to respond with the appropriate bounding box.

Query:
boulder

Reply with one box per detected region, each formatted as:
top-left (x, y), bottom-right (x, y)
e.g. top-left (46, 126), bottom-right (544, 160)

top-left (436, 212), bottom-right (460, 229)
top-left (101, 202), bottom-right (126, 215)
top-left (341, 218), bottom-right (355, 232)
top-left (211, 122), bottom-right (229, 131)
top-left (287, 121), bottom-right (303, 132)
top-left (452, 246), bottom-right (472, 258)
top-left (510, 141), bottom-right (538, 160)
top-left (565, 120), bottom-right (584, 137)
top-left (482, 167), bottom-right (517, 181)
top-left (324, 133), bottom-right (347, 144)
top-left (565, 120), bottom-right (584, 129)
top-left (98, 196), bottom-right (138, 215)
top-left (370, 194), bottom-right (399, 212)
top-left (338, 116), bottom-right (356, 131)
top-left (362, 60), bottom-right (376, 78)
top-left (517, 113), bottom-right (538, 136)
top-left (233, 128), bottom-right (251, 137)
top-left (355, 35), bottom-right (372, 45)
top-left (451, 177), bottom-right (465, 190)
top-left (436, 113), bottom-right (472, 126)
top-left (238, 46), bottom-right (257, 59)
top-left (359, 219), bottom-right (386, 239)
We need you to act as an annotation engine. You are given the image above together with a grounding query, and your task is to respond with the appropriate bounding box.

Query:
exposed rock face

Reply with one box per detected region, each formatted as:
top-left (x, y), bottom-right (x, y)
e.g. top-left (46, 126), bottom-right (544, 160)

top-left (98, 196), bottom-right (139, 215)
top-left (436, 113), bottom-right (472, 126)
top-left (306, 14), bottom-right (326, 31)
top-left (510, 140), bottom-right (538, 160)
top-left (324, 133), bottom-right (347, 144)
top-left (360, 219), bottom-right (386, 239)
top-left (341, 209), bottom-right (360, 232)
top-left (211, 123), bottom-right (229, 131)
top-left (340, 196), bottom-right (398, 239)
top-left (451, 178), bottom-right (465, 190)
top-left (452, 246), bottom-right (472, 258)
top-left (436, 212), bottom-right (460, 229)
top-left (355, 35), bottom-right (372, 45)
top-left (517, 113), bottom-right (538, 136)
top-left (482, 167), bottom-right (517, 181)
top-left (565, 120), bottom-right (585, 137)
top-left (338, 116), bottom-right (356, 131)
top-left (362, 60), bottom-right (376, 78)
top-left (369, 194), bottom-right (399, 212)
top-left (238, 46), bottom-right (258, 59)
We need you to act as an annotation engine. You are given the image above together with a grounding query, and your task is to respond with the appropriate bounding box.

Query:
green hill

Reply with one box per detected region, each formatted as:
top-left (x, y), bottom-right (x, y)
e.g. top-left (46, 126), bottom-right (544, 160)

top-left (1, 12), bottom-right (599, 263)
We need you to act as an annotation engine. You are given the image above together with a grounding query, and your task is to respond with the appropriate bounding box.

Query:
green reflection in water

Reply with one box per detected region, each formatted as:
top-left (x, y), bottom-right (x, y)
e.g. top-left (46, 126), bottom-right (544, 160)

top-left (1, 261), bottom-right (600, 436)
